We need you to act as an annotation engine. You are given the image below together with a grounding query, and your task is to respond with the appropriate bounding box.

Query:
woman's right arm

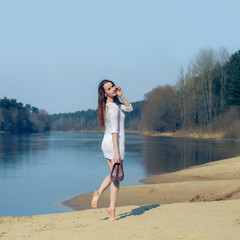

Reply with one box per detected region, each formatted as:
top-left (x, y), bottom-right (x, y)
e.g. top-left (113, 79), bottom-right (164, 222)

top-left (109, 104), bottom-right (120, 163)
top-left (112, 133), bottom-right (120, 163)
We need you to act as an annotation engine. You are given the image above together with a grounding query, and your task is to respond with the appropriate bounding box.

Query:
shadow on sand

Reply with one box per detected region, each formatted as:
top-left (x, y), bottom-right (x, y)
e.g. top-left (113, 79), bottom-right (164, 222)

top-left (100, 204), bottom-right (160, 221)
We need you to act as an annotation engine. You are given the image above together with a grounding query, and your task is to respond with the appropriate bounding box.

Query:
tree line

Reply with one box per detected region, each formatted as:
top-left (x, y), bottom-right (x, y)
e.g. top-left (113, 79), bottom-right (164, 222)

top-left (139, 48), bottom-right (240, 137)
top-left (0, 97), bottom-right (50, 133)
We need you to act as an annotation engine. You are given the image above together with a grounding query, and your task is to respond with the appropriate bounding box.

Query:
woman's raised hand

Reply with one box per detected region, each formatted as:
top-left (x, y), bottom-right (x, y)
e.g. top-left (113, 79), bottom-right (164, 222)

top-left (115, 86), bottom-right (122, 97)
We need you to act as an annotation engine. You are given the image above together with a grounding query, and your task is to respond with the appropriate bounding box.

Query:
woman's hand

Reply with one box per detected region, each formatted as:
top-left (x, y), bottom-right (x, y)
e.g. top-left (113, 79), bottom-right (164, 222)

top-left (115, 86), bottom-right (122, 97)
top-left (115, 87), bottom-right (131, 107)
top-left (114, 152), bottom-right (120, 163)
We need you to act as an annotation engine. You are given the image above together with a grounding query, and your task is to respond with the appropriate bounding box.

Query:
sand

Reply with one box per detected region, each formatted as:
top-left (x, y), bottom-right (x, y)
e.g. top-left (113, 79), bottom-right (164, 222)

top-left (1, 156), bottom-right (240, 240)
top-left (64, 156), bottom-right (240, 209)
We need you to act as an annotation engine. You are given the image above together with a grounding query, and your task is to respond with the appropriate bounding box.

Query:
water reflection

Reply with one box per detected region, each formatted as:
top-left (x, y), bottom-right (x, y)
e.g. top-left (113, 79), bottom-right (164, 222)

top-left (140, 136), bottom-right (240, 175)
top-left (0, 133), bottom-right (49, 175)
top-left (48, 132), bottom-right (102, 152)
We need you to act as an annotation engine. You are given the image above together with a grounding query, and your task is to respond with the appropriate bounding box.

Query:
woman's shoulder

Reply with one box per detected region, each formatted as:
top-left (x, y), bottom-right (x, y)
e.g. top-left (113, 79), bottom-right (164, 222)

top-left (106, 102), bottom-right (119, 108)
top-left (106, 102), bottom-right (119, 113)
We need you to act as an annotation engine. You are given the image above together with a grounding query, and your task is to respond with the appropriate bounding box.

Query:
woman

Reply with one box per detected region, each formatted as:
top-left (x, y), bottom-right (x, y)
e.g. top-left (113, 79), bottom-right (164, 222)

top-left (91, 79), bottom-right (133, 221)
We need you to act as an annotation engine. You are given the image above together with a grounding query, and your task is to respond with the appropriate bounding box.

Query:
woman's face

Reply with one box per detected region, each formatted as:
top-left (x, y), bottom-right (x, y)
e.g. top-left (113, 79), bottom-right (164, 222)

top-left (103, 82), bottom-right (117, 98)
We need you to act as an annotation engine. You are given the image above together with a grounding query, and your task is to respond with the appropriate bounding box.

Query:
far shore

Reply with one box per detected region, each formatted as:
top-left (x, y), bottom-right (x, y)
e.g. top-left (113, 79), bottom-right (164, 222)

top-left (50, 129), bottom-right (239, 140)
top-left (1, 128), bottom-right (238, 141)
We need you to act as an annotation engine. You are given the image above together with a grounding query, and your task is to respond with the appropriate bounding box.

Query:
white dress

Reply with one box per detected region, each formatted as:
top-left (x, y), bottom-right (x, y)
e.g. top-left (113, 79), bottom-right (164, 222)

top-left (101, 102), bottom-right (133, 160)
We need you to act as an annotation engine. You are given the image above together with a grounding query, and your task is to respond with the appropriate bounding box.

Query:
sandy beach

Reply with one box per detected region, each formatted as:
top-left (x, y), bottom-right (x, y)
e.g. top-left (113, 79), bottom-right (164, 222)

top-left (1, 156), bottom-right (240, 240)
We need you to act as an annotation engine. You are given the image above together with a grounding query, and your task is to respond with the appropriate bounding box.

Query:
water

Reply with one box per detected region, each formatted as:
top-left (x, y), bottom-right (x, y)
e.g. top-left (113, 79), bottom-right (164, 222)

top-left (0, 132), bottom-right (239, 217)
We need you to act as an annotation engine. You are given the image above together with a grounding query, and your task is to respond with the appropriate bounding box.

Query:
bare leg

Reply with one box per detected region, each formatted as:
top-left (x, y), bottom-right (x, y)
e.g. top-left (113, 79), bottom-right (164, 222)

top-left (107, 181), bottom-right (119, 221)
top-left (107, 160), bottom-right (123, 221)
top-left (98, 175), bottom-right (111, 195)
top-left (91, 159), bottom-right (112, 208)
top-left (98, 159), bottom-right (113, 196)
top-left (91, 191), bottom-right (99, 208)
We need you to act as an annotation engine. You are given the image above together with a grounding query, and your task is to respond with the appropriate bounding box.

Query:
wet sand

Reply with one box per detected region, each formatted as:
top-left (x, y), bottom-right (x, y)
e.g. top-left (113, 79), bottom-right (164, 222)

top-left (64, 156), bottom-right (240, 209)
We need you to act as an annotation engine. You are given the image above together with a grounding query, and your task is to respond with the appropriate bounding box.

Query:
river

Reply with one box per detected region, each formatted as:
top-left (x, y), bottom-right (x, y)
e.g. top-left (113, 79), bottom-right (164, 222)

top-left (0, 132), bottom-right (239, 216)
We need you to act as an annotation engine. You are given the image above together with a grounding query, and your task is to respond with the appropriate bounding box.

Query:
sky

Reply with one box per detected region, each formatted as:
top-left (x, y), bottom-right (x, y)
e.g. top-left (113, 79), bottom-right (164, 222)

top-left (0, 0), bottom-right (240, 114)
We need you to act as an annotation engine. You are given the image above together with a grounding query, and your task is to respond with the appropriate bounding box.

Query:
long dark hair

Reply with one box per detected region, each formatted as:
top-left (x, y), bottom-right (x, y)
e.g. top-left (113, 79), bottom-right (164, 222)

top-left (98, 79), bottom-right (120, 127)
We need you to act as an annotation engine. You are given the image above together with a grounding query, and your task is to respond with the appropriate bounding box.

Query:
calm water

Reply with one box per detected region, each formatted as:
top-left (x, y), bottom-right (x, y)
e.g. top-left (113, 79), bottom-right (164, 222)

top-left (0, 132), bottom-right (239, 217)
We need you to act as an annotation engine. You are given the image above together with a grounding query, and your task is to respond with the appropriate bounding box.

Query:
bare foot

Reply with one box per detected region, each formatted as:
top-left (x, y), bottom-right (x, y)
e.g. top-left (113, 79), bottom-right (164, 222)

top-left (107, 208), bottom-right (116, 221)
top-left (91, 191), bottom-right (99, 208)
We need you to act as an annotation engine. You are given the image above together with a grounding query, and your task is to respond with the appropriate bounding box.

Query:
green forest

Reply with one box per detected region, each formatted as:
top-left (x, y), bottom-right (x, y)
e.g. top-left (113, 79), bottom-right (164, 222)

top-left (0, 98), bottom-right (50, 133)
top-left (1, 48), bottom-right (240, 138)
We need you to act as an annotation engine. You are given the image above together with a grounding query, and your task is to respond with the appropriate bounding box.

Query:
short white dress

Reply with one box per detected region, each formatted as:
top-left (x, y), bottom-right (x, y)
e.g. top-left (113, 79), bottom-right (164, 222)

top-left (101, 102), bottom-right (133, 160)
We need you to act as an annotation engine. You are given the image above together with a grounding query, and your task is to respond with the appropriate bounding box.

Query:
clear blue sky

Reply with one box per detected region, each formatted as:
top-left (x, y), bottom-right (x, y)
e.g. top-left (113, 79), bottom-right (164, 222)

top-left (0, 0), bottom-right (239, 114)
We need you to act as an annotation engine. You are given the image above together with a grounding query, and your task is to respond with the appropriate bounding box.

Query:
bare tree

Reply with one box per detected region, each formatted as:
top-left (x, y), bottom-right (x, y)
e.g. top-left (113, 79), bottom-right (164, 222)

top-left (191, 48), bottom-right (217, 123)
top-left (140, 85), bottom-right (181, 132)
top-left (219, 47), bottom-right (230, 113)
